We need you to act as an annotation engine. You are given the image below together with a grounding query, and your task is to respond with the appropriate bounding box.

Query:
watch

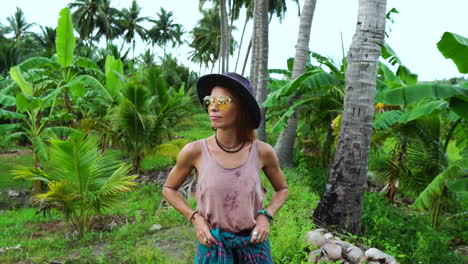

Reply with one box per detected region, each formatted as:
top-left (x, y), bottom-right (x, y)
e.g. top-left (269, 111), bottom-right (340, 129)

top-left (258, 209), bottom-right (273, 222)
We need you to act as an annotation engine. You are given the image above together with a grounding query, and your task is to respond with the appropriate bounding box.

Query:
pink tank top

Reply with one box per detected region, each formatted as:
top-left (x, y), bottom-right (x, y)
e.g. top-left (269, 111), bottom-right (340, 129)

top-left (195, 139), bottom-right (266, 233)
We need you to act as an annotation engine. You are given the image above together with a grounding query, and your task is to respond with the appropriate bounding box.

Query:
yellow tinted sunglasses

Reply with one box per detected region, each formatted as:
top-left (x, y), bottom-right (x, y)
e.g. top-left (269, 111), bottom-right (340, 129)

top-left (203, 95), bottom-right (233, 111)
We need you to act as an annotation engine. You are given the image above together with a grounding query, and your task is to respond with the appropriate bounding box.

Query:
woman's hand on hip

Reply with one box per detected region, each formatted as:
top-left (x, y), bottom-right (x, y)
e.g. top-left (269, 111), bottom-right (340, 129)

top-left (192, 214), bottom-right (218, 248)
top-left (250, 215), bottom-right (270, 244)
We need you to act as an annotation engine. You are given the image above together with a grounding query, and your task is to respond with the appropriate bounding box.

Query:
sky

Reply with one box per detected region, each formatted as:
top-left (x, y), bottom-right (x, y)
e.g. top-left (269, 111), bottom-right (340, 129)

top-left (0, 0), bottom-right (467, 81)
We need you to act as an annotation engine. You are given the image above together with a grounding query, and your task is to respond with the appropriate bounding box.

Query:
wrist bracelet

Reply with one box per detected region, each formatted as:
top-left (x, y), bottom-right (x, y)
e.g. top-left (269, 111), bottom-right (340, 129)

top-left (190, 211), bottom-right (199, 223)
top-left (258, 209), bottom-right (273, 222)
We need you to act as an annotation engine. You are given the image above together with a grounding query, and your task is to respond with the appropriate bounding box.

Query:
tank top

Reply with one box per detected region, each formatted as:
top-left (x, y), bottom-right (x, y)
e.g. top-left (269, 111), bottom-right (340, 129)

top-left (195, 139), bottom-right (266, 233)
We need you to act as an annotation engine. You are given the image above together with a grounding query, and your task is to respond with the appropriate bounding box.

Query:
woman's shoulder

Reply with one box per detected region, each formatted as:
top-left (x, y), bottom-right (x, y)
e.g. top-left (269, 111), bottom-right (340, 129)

top-left (255, 140), bottom-right (276, 159)
top-left (180, 139), bottom-right (204, 156)
top-left (176, 139), bottom-right (204, 166)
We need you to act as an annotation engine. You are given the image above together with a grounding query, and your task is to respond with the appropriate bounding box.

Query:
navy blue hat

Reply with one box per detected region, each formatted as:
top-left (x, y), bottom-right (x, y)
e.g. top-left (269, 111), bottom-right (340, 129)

top-left (196, 72), bottom-right (261, 129)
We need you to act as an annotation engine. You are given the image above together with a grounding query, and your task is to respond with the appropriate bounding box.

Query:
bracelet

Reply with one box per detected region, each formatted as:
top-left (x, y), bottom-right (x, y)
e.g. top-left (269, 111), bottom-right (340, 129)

top-left (276, 186), bottom-right (288, 191)
top-left (257, 209), bottom-right (273, 222)
top-left (190, 211), bottom-right (199, 223)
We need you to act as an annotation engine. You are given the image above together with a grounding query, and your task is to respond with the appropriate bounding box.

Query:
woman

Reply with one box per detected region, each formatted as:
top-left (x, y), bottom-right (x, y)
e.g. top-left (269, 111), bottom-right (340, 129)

top-left (162, 72), bottom-right (289, 263)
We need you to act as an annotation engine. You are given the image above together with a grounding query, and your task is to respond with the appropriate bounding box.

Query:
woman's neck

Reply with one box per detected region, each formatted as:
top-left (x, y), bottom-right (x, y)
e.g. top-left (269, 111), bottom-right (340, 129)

top-left (215, 128), bottom-right (242, 147)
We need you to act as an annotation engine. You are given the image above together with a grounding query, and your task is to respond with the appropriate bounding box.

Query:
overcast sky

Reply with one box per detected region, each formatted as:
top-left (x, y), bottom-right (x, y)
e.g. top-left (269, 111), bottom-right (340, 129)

top-left (1, 0), bottom-right (467, 81)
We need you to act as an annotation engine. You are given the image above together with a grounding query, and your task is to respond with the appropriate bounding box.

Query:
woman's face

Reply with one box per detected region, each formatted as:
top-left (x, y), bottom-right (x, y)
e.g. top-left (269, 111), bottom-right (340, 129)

top-left (207, 86), bottom-right (239, 129)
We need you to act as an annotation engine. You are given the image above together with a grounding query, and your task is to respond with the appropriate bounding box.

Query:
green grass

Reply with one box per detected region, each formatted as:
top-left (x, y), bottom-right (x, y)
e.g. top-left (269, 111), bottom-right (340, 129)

top-left (174, 112), bottom-right (213, 141)
top-left (0, 157), bottom-right (320, 264)
top-left (0, 153), bottom-right (33, 191)
top-left (2, 109), bottom-right (463, 263)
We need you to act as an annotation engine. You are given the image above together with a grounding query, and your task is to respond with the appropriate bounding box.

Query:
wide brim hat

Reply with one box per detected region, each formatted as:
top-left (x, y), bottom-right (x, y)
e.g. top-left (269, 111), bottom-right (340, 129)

top-left (196, 72), bottom-right (261, 129)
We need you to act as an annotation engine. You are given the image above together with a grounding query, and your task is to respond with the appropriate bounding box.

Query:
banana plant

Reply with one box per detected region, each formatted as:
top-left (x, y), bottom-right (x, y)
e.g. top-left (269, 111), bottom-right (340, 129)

top-left (0, 92), bottom-right (25, 148)
top-left (12, 133), bottom-right (138, 235)
top-left (264, 53), bottom-right (344, 167)
top-left (411, 157), bottom-right (468, 227)
top-left (10, 66), bottom-right (79, 192)
top-left (370, 32), bottom-right (468, 226)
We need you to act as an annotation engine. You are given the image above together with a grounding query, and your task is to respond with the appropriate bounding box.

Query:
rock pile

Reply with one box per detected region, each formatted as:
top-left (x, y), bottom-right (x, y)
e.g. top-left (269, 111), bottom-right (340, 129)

top-left (305, 228), bottom-right (398, 264)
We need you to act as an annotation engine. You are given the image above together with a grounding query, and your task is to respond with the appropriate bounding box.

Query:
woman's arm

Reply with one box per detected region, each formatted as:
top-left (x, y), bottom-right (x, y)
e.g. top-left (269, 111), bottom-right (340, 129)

top-left (162, 141), bottom-right (218, 248)
top-left (162, 142), bottom-right (199, 221)
top-left (250, 142), bottom-right (289, 244)
top-left (260, 142), bottom-right (289, 218)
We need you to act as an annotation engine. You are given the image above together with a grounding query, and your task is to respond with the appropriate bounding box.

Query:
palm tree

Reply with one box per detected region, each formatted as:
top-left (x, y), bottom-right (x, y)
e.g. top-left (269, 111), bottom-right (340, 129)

top-left (33, 26), bottom-right (56, 57)
top-left (12, 134), bottom-right (138, 235)
top-left (94, 0), bottom-right (121, 46)
top-left (313, 0), bottom-right (387, 234)
top-left (148, 7), bottom-right (184, 55)
top-left (188, 8), bottom-right (222, 72)
top-left (68, 0), bottom-right (103, 46)
top-left (6, 7), bottom-right (35, 42)
top-left (116, 0), bottom-right (149, 62)
top-left (0, 41), bottom-right (22, 75)
top-left (0, 20), bottom-right (9, 41)
top-left (114, 67), bottom-right (193, 174)
top-left (274, 0), bottom-right (317, 166)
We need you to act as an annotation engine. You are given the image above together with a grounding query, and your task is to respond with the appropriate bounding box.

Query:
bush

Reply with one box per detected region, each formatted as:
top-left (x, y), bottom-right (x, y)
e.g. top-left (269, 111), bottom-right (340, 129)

top-left (362, 192), bottom-right (464, 264)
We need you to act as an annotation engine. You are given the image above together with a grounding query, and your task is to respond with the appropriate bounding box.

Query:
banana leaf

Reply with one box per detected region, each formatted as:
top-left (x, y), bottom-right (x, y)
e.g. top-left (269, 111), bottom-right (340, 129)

top-left (18, 57), bottom-right (58, 71)
top-left (0, 93), bottom-right (16, 106)
top-left (449, 97), bottom-right (468, 119)
top-left (412, 158), bottom-right (468, 211)
top-left (376, 83), bottom-right (468, 105)
top-left (105, 56), bottom-right (124, 98)
top-left (56, 8), bottom-right (75, 67)
top-left (398, 100), bottom-right (449, 124)
top-left (10, 66), bottom-right (33, 96)
top-left (437, 32), bottom-right (468, 74)
top-left (373, 110), bottom-right (404, 130)
top-left (0, 109), bottom-right (25, 119)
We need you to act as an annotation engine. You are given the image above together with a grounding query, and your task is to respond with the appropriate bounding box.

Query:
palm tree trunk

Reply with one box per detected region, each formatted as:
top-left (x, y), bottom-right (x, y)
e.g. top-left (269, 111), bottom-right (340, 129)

top-left (274, 0), bottom-right (317, 167)
top-left (242, 38), bottom-right (252, 76)
top-left (220, 0), bottom-right (229, 73)
top-left (254, 0), bottom-right (269, 142)
top-left (313, 0), bottom-right (387, 235)
top-left (249, 0), bottom-right (259, 91)
top-left (235, 15), bottom-right (250, 72)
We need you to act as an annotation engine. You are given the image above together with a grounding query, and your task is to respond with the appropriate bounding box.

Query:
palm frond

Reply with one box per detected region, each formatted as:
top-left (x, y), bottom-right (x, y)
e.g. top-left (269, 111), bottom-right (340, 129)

top-left (11, 166), bottom-right (53, 182)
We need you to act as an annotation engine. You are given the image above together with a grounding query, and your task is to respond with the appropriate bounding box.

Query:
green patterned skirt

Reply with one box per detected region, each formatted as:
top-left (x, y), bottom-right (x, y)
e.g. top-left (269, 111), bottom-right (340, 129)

top-left (194, 228), bottom-right (274, 264)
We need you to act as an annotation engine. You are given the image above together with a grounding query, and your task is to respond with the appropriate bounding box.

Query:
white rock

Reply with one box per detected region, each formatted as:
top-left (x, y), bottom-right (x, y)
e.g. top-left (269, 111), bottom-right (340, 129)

top-left (7, 189), bottom-right (19, 197)
top-left (365, 248), bottom-right (387, 261)
top-left (308, 249), bottom-right (322, 263)
top-left (322, 243), bottom-right (342, 261)
top-left (346, 246), bottom-right (364, 263)
top-left (149, 224), bottom-right (162, 231)
top-left (335, 239), bottom-right (353, 250)
top-left (305, 230), bottom-right (326, 248)
top-left (384, 254), bottom-right (397, 264)
top-left (324, 232), bottom-right (334, 240)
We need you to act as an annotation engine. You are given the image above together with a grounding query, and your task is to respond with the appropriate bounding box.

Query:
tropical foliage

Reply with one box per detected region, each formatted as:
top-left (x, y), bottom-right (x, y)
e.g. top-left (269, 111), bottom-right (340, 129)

top-left (0, 1), bottom-right (467, 263)
top-left (12, 134), bottom-right (138, 235)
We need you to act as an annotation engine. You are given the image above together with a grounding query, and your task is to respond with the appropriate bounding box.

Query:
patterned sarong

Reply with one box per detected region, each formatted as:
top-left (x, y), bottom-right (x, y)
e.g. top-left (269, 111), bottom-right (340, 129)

top-left (194, 228), bottom-right (274, 264)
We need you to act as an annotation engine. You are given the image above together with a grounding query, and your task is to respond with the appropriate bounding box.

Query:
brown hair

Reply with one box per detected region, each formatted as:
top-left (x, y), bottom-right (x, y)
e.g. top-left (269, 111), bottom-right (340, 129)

top-left (232, 92), bottom-right (256, 142)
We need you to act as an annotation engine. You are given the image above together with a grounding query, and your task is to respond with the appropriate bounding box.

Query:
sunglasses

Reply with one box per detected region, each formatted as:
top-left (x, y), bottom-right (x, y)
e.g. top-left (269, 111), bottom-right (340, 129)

top-left (203, 95), bottom-right (233, 111)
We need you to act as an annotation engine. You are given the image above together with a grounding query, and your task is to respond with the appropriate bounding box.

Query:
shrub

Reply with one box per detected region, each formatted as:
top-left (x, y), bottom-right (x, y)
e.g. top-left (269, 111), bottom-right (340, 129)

top-left (362, 192), bottom-right (464, 264)
top-left (11, 134), bottom-right (138, 235)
